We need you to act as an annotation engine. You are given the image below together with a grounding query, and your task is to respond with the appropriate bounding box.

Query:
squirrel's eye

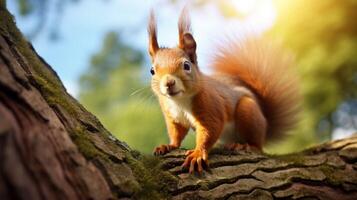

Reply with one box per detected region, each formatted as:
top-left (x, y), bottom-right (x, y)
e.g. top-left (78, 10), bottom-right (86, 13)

top-left (183, 61), bottom-right (191, 72)
top-left (150, 67), bottom-right (155, 75)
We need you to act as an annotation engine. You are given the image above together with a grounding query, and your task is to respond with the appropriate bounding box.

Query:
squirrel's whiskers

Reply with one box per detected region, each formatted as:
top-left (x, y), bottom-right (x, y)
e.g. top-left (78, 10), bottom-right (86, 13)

top-left (147, 8), bottom-right (300, 174)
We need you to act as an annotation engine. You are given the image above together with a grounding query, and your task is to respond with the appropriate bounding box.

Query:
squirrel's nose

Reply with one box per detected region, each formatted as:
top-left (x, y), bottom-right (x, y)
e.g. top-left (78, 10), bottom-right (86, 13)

top-left (166, 79), bottom-right (176, 88)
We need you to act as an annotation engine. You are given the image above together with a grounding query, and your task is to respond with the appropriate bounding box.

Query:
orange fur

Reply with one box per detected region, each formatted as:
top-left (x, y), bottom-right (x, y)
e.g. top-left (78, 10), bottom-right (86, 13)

top-left (148, 10), bottom-right (159, 58)
top-left (234, 96), bottom-right (267, 150)
top-left (211, 38), bottom-right (301, 141)
top-left (148, 9), bottom-right (301, 173)
top-left (191, 87), bottom-right (226, 151)
top-left (178, 8), bottom-right (197, 64)
top-left (166, 116), bottom-right (189, 148)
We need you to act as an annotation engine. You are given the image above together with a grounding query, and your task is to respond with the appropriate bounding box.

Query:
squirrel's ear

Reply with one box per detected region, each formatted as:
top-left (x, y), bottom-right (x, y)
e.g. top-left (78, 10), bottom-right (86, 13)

top-left (178, 8), bottom-right (197, 64)
top-left (148, 10), bottom-right (159, 60)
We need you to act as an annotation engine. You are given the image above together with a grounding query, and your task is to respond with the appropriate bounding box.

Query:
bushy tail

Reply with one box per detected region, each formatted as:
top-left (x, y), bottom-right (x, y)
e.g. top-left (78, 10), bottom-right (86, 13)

top-left (211, 38), bottom-right (301, 141)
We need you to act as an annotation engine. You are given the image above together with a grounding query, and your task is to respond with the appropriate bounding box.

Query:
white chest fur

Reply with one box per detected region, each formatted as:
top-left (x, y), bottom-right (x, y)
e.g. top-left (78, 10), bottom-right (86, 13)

top-left (164, 98), bottom-right (238, 144)
top-left (165, 98), bottom-right (196, 127)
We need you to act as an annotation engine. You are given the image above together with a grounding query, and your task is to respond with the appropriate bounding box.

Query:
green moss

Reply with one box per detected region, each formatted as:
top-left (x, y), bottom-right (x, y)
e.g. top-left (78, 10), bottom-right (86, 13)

top-left (198, 181), bottom-right (209, 190)
top-left (33, 74), bottom-right (107, 160)
top-left (125, 152), bottom-right (178, 200)
top-left (319, 165), bottom-right (343, 186)
top-left (0, 6), bottom-right (114, 146)
top-left (1, 6), bottom-right (176, 198)
top-left (319, 165), bottom-right (334, 176)
top-left (33, 75), bottom-right (79, 116)
top-left (0, 0), bottom-right (6, 9)
top-left (0, 7), bottom-right (80, 118)
top-left (125, 154), bottom-right (163, 199)
top-left (269, 152), bottom-right (306, 165)
top-left (141, 155), bottom-right (178, 189)
top-left (0, 6), bottom-right (15, 34)
top-left (70, 126), bottom-right (108, 160)
top-left (0, 11), bottom-right (62, 89)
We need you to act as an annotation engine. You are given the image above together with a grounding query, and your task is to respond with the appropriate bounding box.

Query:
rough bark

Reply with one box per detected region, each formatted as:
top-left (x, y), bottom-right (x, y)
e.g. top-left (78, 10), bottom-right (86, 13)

top-left (1, 2), bottom-right (357, 200)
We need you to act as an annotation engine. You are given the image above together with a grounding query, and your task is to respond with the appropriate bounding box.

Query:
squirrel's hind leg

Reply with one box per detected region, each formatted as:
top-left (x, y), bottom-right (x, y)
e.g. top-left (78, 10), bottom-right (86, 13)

top-left (231, 96), bottom-right (267, 151)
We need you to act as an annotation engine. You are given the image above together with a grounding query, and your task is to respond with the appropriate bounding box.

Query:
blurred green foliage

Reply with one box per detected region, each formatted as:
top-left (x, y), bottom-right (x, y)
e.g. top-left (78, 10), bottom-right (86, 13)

top-left (79, 0), bottom-right (356, 154)
top-left (80, 0), bottom-right (356, 154)
top-left (12, 0), bottom-right (356, 154)
top-left (266, 0), bottom-right (357, 153)
top-left (16, 0), bottom-right (32, 15)
top-left (79, 32), bottom-right (195, 153)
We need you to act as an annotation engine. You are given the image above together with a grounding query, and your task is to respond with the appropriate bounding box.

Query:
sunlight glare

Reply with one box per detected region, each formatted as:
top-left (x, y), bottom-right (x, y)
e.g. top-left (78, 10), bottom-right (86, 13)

top-left (229, 0), bottom-right (276, 34)
top-left (231, 0), bottom-right (259, 15)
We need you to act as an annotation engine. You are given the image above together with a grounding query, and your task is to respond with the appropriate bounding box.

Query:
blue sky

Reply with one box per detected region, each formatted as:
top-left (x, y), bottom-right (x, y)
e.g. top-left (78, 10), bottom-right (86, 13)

top-left (8, 0), bottom-right (152, 95)
top-left (7, 0), bottom-right (275, 96)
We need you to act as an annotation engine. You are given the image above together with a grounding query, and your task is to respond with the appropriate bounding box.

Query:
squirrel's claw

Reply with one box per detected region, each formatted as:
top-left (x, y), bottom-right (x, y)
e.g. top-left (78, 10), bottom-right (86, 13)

top-left (153, 144), bottom-right (176, 156)
top-left (185, 149), bottom-right (194, 156)
top-left (182, 149), bottom-right (208, 174)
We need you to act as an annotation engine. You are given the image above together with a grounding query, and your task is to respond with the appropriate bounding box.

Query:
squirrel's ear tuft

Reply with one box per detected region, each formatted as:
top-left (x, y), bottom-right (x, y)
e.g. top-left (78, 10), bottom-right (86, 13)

top-left (148, 10), bottom-right (159, 60)
top-left (178, 8), bottom-right (197, 64)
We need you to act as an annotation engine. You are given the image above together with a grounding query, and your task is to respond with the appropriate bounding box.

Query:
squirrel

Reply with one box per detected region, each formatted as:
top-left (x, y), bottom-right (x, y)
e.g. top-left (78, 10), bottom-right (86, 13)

top-left (147, 9), bottom-right (300, 173)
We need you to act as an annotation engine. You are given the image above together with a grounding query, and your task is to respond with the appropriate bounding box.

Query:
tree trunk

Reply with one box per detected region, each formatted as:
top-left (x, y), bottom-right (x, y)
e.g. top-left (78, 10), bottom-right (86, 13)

top-left (1, 3), bottom-right (357, 200)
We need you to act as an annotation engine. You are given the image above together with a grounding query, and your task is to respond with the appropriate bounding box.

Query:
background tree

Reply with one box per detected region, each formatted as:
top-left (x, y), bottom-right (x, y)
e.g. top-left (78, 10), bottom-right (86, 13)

top-left (266, 0), bottom-right (357, 153)
top-left (2, 0), bottom-right (357, 199)
top-left (10, 0), bottom-right (357, 154)
top-left (14, 0), bottom-right (81, 40)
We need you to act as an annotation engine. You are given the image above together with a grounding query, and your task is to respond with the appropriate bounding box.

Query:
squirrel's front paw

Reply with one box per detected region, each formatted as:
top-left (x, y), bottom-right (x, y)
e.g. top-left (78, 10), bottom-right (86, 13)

top-left (182, 149), bottom-right (208, 174)
top-left (153, 144), bottom-right (177, 156)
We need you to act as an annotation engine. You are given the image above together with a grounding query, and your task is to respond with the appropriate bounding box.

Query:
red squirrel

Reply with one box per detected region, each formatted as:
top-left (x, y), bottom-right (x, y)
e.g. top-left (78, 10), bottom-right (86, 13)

top-left (148, 9), bottom-right (300, 173)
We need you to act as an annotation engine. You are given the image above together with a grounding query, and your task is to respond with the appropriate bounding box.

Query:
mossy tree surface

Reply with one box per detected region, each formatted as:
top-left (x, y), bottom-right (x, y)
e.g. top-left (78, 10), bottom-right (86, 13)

top-left (1, 2), bottom-right (357, 200)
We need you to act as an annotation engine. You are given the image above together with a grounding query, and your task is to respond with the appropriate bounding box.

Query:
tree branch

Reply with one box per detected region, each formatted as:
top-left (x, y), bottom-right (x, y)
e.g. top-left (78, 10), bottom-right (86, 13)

top-left (1, 4), bottom-right (357, 200)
